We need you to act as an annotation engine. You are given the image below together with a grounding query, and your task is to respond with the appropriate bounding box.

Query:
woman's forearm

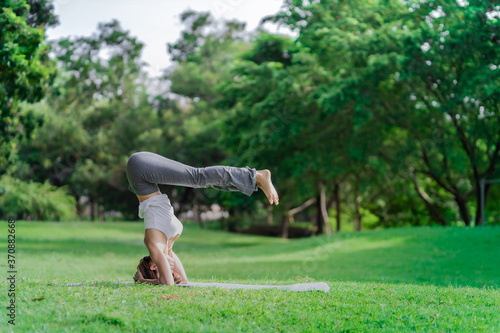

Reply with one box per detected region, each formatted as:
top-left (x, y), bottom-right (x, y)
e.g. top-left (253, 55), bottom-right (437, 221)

top-left (149, 248), bottom-right (175, 286)
top-left (171, 251), bottom-right (188, 283)
top-left (139, 278), bottom-right (160, 285)
top-left (134, 271), bottom-right (160, 285)
top-left (158, 258), bottom-right (175, 286)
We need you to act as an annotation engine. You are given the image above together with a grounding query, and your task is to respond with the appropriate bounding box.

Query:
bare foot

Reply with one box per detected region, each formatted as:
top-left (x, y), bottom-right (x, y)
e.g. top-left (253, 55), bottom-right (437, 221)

top-left (256, 169), bottom-right (279, 205)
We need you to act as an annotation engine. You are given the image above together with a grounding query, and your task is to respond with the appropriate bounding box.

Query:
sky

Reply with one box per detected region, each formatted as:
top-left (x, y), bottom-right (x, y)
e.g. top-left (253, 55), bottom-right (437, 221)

top-left (47, 0), bottom-right (286, 78)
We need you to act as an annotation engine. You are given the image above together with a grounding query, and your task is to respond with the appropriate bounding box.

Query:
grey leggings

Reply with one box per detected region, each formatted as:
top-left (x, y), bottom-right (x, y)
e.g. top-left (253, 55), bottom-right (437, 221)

top-left (126, 152), bottom-right (258, 196)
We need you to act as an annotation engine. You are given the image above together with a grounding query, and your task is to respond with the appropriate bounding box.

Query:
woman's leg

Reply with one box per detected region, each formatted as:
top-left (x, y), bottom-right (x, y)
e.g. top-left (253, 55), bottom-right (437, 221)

top-left (127, 151), bottom-right (258, 196)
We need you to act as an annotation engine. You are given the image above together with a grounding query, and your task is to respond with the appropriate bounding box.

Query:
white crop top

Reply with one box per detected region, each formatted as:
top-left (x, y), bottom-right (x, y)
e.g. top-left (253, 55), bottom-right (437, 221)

top-left (138, 194), bottom-right (183, 240)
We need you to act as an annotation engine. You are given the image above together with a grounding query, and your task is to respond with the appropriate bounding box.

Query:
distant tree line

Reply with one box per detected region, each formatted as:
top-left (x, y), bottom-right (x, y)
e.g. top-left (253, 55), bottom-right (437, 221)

top-left (1, 0), bottom-right (499, 235)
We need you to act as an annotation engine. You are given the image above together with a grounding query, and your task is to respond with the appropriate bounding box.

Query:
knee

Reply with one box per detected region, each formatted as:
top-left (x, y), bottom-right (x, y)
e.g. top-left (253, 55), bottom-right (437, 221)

top-left (127, 152), bottom-right (147, 168)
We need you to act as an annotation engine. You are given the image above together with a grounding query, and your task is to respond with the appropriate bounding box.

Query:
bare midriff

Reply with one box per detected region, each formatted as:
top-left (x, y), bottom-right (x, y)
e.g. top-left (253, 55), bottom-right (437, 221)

top-left (137, 190), bottom-right (162, 203)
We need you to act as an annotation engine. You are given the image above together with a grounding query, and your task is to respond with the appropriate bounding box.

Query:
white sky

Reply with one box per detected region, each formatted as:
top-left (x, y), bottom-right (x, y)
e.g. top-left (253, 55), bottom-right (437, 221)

top-left (47, 0), bottom-right (286, 78)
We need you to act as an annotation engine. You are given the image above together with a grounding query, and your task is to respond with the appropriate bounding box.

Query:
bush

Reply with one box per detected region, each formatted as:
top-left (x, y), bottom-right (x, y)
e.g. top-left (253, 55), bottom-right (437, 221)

top-left (0, 176), bottom-right (76, 221)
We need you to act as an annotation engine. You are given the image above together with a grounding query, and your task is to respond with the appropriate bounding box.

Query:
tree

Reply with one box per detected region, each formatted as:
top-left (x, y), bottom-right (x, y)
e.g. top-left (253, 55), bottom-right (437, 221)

top-left (0, 0), bottom-right (57, 171)
top-left (270, 0), bottom-right (499, 226)
top-left (17, 20), bottom-right (155, 220)
top-left (399, 0), bottom-right (500, 225)
top-left (218, 31), bottom-right (346, 234)
top-left (163, 10), bottom-right (258, 223)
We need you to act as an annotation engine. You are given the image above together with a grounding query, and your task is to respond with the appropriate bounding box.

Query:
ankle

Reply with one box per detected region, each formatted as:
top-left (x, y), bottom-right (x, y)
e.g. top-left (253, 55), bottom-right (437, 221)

top-left (256, 169), bottom-right (269, 186)
top-left (256, 171), bottom-right (263, 187)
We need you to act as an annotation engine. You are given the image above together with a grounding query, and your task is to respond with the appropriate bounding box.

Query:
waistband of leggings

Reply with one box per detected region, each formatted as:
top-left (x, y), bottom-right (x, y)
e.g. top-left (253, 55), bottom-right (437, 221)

top-left (138, 194), bottom-right (169, 209)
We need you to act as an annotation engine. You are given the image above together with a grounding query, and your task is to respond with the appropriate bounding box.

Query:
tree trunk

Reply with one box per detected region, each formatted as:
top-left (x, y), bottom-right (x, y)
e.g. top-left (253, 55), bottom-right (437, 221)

top-left (175, 188), bottom-right (193, 216)
top-left (334, 182), bottom-right (341, 232)
top-left (412, 175), bottom-right (447, 225)
top-left (73, 192), bottom-right (83, 219)
top-left (267, 205), bottom-right (273, 225)
top-left (228, 211), bottom-right (238, 232)
top-left (193, 195), bottom-right (203, 229)
top-left (474, 183), bottom-right (492, 226)
top-left (315, 195), bottom-right (324, 235)
top-left (224, 208), bottom-right (236, 231)
top-left (454, 194), bottom-right (470, 226)
top-left (354, 192), bottom-right (362, 231)
top-left (99, 205), bottom-right (104, 222)
top-left (320, 183), bottom-right (332, 235)
top-left (280, 214), bottom-right (289, 238)
top-left (89, 195), bottom-right (95, 221)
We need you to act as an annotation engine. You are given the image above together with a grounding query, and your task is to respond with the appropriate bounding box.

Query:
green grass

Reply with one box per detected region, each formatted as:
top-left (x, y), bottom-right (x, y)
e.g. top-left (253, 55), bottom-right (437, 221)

top-left (1, 221), bottom-right (499, 332)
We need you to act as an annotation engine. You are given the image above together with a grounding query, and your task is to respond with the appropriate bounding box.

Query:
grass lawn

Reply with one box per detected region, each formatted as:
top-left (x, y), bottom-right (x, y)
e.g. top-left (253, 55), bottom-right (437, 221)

top-left (1, 221), bottom-right (499, 332)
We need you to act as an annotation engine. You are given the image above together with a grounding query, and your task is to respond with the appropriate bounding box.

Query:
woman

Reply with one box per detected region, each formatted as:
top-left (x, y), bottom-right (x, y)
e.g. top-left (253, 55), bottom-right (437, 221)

top-left (126, 151), bottom-right (279, 286)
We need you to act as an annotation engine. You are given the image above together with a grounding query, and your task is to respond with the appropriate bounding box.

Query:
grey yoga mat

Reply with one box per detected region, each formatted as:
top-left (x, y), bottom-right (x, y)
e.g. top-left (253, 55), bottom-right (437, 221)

top-left (177, 282), bottom-right (330, 292)
top-left (64, 281), bottom-right (330, 292)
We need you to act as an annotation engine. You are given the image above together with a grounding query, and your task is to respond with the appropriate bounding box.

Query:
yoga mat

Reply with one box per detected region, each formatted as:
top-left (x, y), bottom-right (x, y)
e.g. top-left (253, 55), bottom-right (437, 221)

top-left (177, 282), bottom-right (330, 292)
top-left (64, 281), bottom-right (330, 292)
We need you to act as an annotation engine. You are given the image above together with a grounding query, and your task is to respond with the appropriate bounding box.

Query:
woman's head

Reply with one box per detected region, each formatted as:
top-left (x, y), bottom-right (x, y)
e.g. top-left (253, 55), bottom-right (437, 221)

top-left (136, 255), bottom-right (182, 284)
top-left (137, 255), bottom-right (158, 280)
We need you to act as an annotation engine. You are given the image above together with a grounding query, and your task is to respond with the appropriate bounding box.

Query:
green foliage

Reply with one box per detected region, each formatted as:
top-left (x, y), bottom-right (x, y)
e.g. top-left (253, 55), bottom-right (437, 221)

top-left (7, 3), bottom-right (499, 229)
top-left (50, 19), bottom-right (145, 108)
top-left (167, 10), bottom-right (213, 62)
top-left (161, 11), bottom-right (260, 215)
top-left (0, 0), bottom-right (56, 170)
top-left (244, 32), bottom-right (298, 66)
top-left (25, 0), bottom-right (59, 27)
top-left (0, 175), bottom-right (76, 220)
top-left (221, 0), bottom-right (500, 227)
top-left (16, 20), bottom-right (155, 219)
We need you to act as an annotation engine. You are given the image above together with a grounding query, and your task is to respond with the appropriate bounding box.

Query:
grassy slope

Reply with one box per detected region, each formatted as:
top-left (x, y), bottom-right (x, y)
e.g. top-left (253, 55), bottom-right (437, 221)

top-left (0, 221), bottom-right (499, 332)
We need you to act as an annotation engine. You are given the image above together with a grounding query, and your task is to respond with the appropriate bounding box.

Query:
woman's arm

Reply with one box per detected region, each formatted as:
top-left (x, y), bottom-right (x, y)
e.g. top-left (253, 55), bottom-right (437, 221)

top-left (171, 251), bottom-right (188, 284)
top-left (148, 245), bottom-right (175, 286)
top-left (165, 254), bottom-right (175, 271)
top-left (133, 270), bottom-right (160, 285)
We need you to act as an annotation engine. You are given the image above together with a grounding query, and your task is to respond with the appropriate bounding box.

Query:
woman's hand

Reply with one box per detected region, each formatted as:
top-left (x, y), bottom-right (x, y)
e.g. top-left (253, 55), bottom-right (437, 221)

top-left (171, 251), bottom-right (188, 284)
top-left (165, 254), bottom-right (175, 271)
top-left (133, 270), bottom-right (159, 285)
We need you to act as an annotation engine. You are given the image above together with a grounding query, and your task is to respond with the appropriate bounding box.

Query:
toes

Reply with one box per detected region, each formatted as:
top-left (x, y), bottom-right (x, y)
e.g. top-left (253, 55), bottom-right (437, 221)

top-left (272, 195), bottom-right (279, 205)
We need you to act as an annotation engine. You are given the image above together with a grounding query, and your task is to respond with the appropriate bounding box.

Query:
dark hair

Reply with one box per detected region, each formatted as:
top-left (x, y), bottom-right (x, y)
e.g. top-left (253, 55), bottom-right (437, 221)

top-left (136, 255), bottom-right (182, 284)
top-left (137, 255), bottom-right (158, 280)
